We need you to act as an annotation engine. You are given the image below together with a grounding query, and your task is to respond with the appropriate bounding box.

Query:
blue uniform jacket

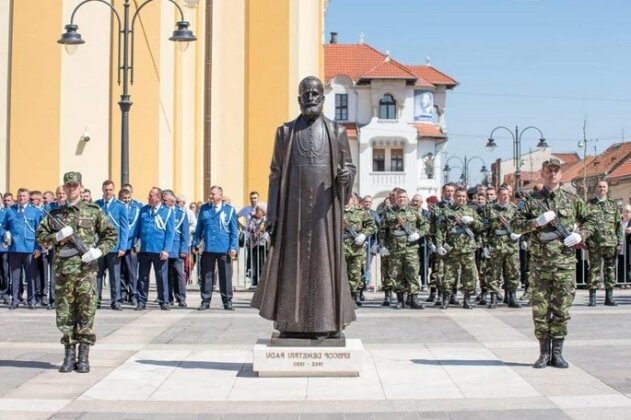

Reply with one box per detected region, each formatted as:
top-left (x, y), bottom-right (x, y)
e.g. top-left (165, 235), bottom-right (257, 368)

top-left (95, 198), bottom-right (129, 254)
top-left (124, 203), bottom-right (141, 251)
top-left (193, 202), bottom-right (238, 253)
top-left (168, 206), bottom-right (190, 258)
top-left (134, 204), bottom-right (175, 254)
top-left (0, 208), bottom-right (8, 253)
top-left (1, 204), bottom-right (43, 253)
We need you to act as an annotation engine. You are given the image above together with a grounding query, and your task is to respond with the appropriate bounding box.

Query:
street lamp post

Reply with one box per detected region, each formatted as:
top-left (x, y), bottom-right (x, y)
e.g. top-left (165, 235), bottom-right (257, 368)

top-left (57, 0), bottom-right (197, 185)
top-left (485, 126), bottom-right (548, 191)
top-left (443, 155), bottom-right (488, 187)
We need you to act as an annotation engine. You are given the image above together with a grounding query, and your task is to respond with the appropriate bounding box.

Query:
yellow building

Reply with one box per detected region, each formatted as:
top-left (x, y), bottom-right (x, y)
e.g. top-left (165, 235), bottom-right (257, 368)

top-left (0, 0), bottom-right (327, 204)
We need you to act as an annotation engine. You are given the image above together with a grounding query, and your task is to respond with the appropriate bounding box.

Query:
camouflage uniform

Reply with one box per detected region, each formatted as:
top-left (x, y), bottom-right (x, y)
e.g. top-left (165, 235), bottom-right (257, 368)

top-left (437, 205), bottom-right (482, 298)
top-left (377, 206), bottom-right (395, 298)
top-left (512, 188), bottom-right (595, 340)
top-left (343, 206), bottom-right (377, 298)
top-left (429, 201), bottom-right (452, 292)
top-left (36, 201), bottom-right (117, 346)
top-left (483, 203), bottom-right (520, 294)
top-left (586, 197), bottom-right (622, 290)
top-left (380, 205), bottom-right (429, 302)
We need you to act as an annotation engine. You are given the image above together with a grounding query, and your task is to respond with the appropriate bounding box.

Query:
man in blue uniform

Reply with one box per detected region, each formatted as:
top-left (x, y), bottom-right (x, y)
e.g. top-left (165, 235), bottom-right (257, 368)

top-left (133, 187), bottom-right (174, 311)
top-left (119, 188), bottom-right (141, 306)
top-left (1, 188), bottom-right (43, 309)
top-left (163, 190), bottom-right (189, 307)
top-left (193, 185), bottom-right (238, 310)
top-left (95, 180), bottom-right (129, 310)
top-left (0, 199), bottom-right (9, 304)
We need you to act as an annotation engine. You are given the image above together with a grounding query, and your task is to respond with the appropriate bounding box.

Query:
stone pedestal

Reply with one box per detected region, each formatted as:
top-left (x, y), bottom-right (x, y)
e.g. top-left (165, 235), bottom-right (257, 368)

top-left (253, 338), bottom-right (364, 377)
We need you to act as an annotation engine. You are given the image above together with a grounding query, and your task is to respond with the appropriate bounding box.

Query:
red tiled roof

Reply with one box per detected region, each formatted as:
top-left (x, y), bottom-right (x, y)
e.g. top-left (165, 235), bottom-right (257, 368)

top-left (560, 158), bottom-right (593, 183)
top-left (412, 123), bottom-right (446, 139)
top-left (406, 65), bottom-right (458, 87)
top-left (581, 142), bottom-right (631, 179)
top-left (324, 44), bottom-right (457, 87)
top-left (607, 155), bottom-right (631, 179)
top-left (552, 153), bottom-right (580, 165)
top-left (341, 122), bottom-right (358, 138)
top-left (359, 58), bottom-right (417, 80)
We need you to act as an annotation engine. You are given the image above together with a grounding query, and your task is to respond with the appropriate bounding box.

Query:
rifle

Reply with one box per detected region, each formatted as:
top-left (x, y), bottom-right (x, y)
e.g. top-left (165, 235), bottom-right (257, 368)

top-left (525, 191), bottom-right (572, 241)
top-left (342, 218), bottom-right (358, 240)
top-left (445, 207), bottom-right (475, 239)
top-left (488, 205), bottom-right (514, 235)
top-left (385, 203), bottom-right (413, 236)
top-left (42, 209), bottom-right (91, 257)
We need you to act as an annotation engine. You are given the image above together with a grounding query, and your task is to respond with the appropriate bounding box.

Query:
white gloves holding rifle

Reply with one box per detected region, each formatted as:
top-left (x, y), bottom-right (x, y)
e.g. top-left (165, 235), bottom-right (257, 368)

top-left (510, 233), bottom-right (521, 241)
top-left (437, 246), bottom-right (447, 256)
top-left (535, 211), bottom-right (556, 227)
top-left (55, 226), bottom-right (74, 242)
top-left (563, 232), bottom-right (582, 247)
top-left (407, 232), bottom-right (420, 243)
top-left (354, 233), bottom-right (366, 246)
top-left (81, 247), bottom-right (102, 263)
top-left (461, 215), bottom-right (474, 224)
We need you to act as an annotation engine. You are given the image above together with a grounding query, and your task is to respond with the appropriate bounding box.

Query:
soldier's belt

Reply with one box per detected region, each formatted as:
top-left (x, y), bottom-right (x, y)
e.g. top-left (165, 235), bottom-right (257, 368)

top-left (392, 230), bottom-right (408, 237)
top-left (538, 231), bottom-right (562, 243)
top-left (450, 227), bottom-right (466, 234)
top-left (58, 245), bottom-right (80, 258)
top-left (494, 229), bottom-right (509, 236)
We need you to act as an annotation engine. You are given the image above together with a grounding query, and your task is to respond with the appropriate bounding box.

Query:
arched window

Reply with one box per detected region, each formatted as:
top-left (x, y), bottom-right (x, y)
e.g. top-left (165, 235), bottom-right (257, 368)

top-left (379, 94), bottom-right (396, 119)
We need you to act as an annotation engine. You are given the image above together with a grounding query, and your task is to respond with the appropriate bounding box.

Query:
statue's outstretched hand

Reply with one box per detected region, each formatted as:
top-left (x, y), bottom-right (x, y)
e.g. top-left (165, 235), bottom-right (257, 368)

top-left (337, 167), bottom-right (351, 186)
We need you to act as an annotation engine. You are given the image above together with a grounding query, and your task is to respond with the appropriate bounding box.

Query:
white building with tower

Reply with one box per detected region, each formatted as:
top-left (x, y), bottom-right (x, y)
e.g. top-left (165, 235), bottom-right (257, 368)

top-left (323, 33), bottom-right (458, 201)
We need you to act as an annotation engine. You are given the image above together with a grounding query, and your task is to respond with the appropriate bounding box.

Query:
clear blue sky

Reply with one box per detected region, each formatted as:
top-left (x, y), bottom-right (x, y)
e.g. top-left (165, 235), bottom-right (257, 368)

top-left (325, 0), bottom-right (631, 184)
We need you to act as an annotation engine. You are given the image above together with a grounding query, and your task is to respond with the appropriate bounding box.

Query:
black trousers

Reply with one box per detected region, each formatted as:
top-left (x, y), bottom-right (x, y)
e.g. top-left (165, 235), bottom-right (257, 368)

top-left (121, 249), bottom-right (138, 301)
top-left (200, 252), bottom-right (232, 304)
top-left (168, 257), bottom-right (187, 303)
top-left (9, 252), bottom-right (37, 305)
top-left (138, 252), bottom-right (168, 305)
top-left (97, 253), bottom-right (123, 305)
top-left (0, 252), bottom-right (10, 297)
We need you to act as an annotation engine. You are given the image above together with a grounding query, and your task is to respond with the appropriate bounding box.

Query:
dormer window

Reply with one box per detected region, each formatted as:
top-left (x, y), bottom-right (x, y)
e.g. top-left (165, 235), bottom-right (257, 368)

top-left (335, 93), bottom-right (348, 121)
top-left (378, 94), bottom-right (396, 119)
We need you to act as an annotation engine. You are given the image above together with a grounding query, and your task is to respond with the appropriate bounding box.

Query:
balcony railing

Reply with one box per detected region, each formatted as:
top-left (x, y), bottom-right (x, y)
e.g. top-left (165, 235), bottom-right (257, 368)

top-left (368, 171), bottom-right (406, 187)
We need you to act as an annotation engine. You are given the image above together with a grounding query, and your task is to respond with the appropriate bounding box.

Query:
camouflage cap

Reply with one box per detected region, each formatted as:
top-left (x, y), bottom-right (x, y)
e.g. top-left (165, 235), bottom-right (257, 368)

top-left (542, 158), bottom-right (561, 170)
top-left (63, 171), bottom-right (82, 185)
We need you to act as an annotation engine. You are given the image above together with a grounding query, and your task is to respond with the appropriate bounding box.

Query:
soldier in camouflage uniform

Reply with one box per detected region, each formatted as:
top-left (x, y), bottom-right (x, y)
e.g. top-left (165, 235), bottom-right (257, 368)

top-left (586, 180), bottom-right (622, 306)
top-left (427, 183), bottom-right (456, 306)
top-left (471, 192), bottom-right (489, 305)
top-left (36, 172), bottom-right (117, 373)
top-left (343, 196), bottom-right (377, 307)
top-left (483, 186), bottom-right (522, 309)
top-left (377, 189), bottom-right (400, 306)
top-left (380, 189), bottom-right (429, 309)
top-left (436, 187), bottom-right (483, 310)
top-left (512, 159), bottom-right (595, 369)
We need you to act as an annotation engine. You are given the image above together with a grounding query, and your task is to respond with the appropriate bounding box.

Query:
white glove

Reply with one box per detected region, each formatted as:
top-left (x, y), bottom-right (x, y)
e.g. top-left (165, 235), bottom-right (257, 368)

top-left (2, 231), bottom-right (12, 246)
top-left (55, 226), bottom-right (74, 242)
top-left (520, 240), bottom-right (528, 251)
top-left (429, 243), bottom-right (437, 253)
top-left (461, 215), bottom-right (474, 224)
top-left (407, 232), bottom-right (420, 243)
top-left (510, 233), bottom-right (521, 241)
top-left (535, 211), bottom-right (556, 227)
top-left (81, 247), bottom-right (102, 263)
top-left (563, 232), bottom-right (582, 247)
top-left (437, 246), bottom-right (447, 256)
top-left (370, 243), bottom-right (381, 255)
top-left (379, 247), bottom-right (390, 256)
top-left (483, 247), bottom-right (491, 258)
top-left (354, 233), bottom-right (366, 246)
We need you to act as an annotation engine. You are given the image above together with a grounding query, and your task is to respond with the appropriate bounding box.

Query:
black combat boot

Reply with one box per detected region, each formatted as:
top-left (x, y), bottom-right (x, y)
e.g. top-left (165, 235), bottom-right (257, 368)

top-left (351, 293), bottom-right (359, 309)
top-left (502, 288), bottom-right (509, 304)
top-left (381, 290), bottom-right (392, 307)
top-left (462, 293), bottom-right (473, 309)
top-left (449, 292), bottom-right (459, 305)
top-left (550, 338), bottom-right (569, 368)
top-left (440, 293), bottom-right (450, 310)
top-left (58, 345), bottom-right (76, 373)
top-left (75, 343), bottom-right (90, 373)
top-left (410, 294), bottom-right (425, 310)
top-left (425, 287), bottom-right (436, 302)
top-left (604, 288), bottom-right (618, 306)
top-left (355, 292), bottom-right (362, 307)
top-left (507, 290), bottom-right (522, 308)
top-left (487, 293), bottom-right (497, 309)
top-left (532, 338), bottom-right (551, 368)
top-left (405, 293), bottom-right (412, 307)
top-left (478, 289), bottom-right (488, 306)
top-left (588, 289), bottom-right (597, 307)
top-left (394, 293), bottom-right (404, 310)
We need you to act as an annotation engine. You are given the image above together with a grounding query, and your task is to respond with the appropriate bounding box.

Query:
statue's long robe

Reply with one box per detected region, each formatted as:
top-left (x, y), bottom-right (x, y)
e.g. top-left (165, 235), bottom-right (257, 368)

top-left (251, 115), bottom-right (357, 334)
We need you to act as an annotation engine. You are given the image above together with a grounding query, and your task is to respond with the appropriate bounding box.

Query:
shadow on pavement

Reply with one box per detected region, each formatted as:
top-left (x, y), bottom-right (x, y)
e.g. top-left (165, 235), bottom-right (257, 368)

top-left (411, 359), bottom-right (531, 367)
top-left (0, 360), bottom-right (57, 369)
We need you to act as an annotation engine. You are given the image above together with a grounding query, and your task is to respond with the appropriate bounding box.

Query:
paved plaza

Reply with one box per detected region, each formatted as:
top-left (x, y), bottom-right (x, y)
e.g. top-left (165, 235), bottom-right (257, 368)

top-left (1, 288), bottom-right (630, 419)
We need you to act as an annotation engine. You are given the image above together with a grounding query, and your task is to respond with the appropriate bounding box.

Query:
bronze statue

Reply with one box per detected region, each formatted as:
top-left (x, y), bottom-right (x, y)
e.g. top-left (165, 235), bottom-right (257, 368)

top-left (251, 76), bottom-right (357, 340)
